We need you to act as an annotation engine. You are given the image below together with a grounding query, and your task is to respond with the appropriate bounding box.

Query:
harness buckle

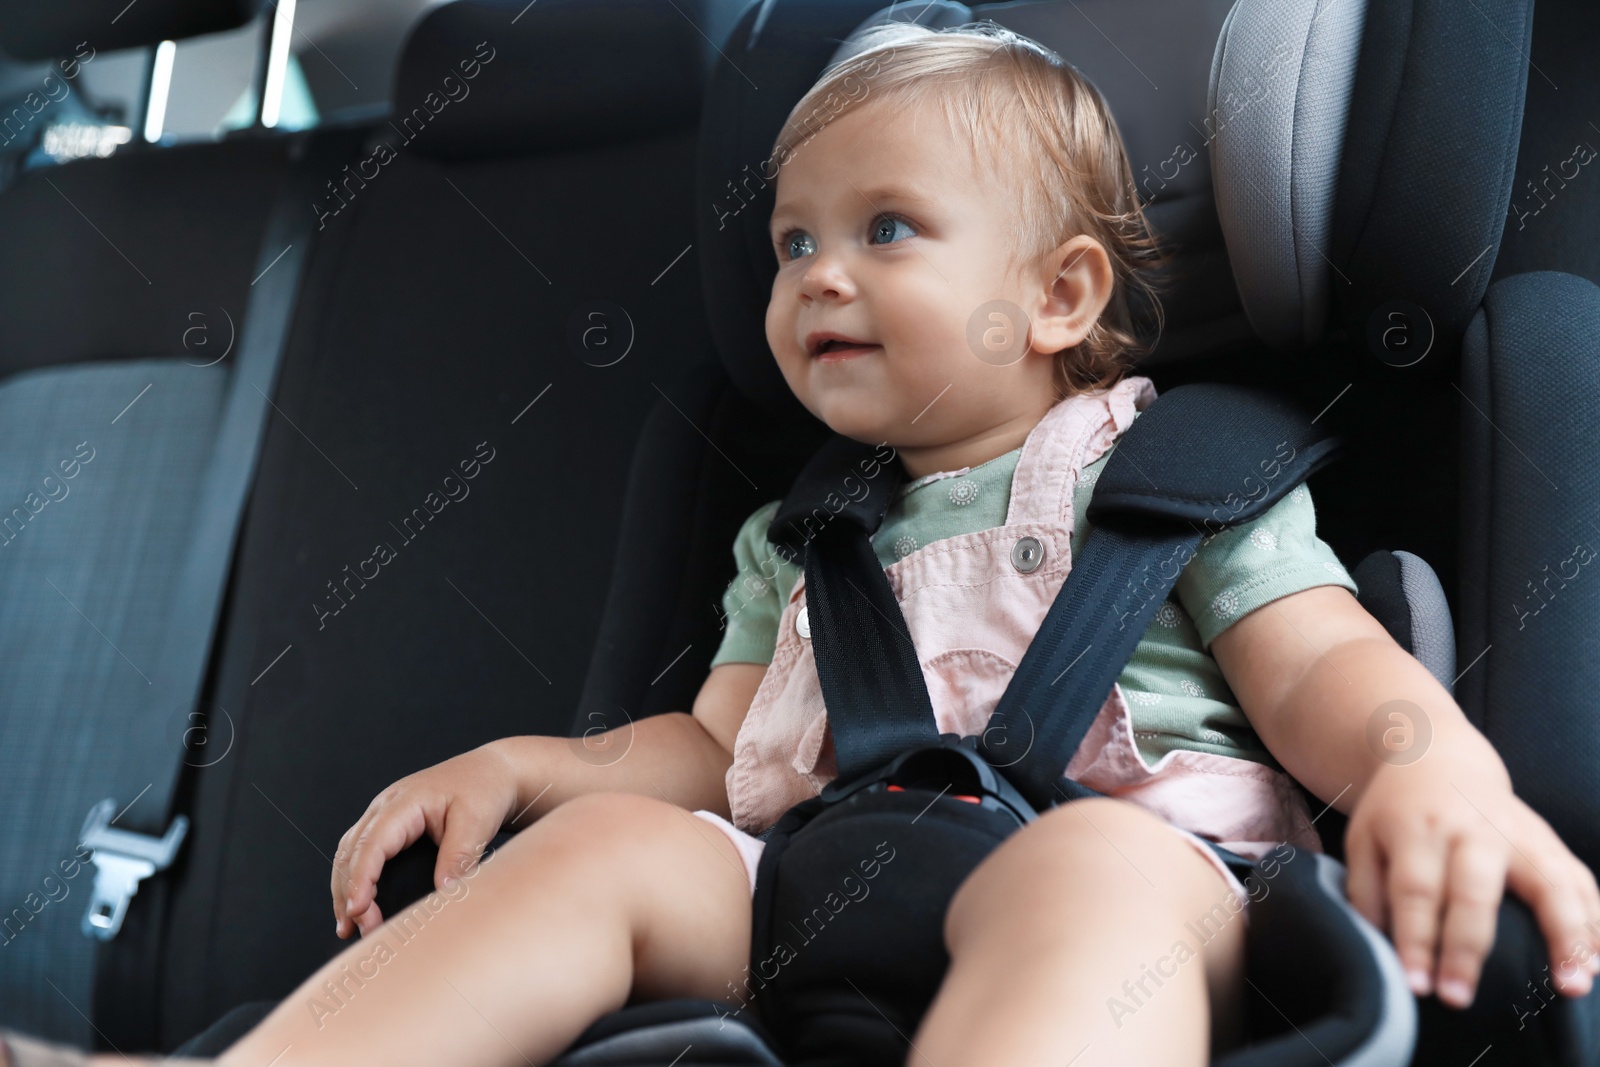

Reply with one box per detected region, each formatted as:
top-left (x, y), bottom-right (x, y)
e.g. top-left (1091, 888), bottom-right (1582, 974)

top-left (78, 798), bottom-right (190, 941)
top-left (819, 732), bottom-right (1039, 826)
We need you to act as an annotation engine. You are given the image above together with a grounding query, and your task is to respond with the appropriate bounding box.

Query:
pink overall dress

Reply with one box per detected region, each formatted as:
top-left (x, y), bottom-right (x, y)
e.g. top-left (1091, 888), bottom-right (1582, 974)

top-left (691, 375), bottom-right (1324, 905)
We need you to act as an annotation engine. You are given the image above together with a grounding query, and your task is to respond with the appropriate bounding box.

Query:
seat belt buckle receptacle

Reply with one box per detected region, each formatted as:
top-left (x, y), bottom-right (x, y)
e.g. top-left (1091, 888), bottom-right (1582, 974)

top-left (78, 797), bottom-right (189, 941)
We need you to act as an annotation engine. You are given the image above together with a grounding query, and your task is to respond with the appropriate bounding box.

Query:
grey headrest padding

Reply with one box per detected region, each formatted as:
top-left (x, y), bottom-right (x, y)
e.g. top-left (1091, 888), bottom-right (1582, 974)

top-left (1207, 0), bottom-right (1368, 352)
top-left (1394, 548), bottom-right (1457, 694)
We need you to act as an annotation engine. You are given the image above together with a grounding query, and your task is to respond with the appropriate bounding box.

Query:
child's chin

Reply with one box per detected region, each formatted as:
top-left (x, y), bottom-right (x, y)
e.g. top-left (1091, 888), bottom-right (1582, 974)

top-left (816, 406), bottom-right (894, 445)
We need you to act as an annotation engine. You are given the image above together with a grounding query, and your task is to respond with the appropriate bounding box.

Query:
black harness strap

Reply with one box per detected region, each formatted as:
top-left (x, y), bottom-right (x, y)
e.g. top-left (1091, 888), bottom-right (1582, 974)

top-left (768, 433), bottom-right (942, 786)
top-left (802, 523), bottom-right (944, 783)
top-left (747, 385), bottom-right (1347, 1062)
top-left (770, 383), bottom-right (1344, 813)
top-left (989, 383), bottom-right (1345, 812)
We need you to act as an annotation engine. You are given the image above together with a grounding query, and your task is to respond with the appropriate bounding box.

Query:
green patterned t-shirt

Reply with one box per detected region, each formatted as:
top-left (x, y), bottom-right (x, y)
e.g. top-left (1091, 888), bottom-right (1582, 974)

top-left (709, 427), bottom-right (1358, 768)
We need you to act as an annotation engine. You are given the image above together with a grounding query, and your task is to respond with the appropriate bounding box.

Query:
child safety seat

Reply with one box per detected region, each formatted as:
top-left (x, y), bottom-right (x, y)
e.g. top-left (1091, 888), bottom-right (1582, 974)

top-left (736, 382), bottom-right (1417, 1067)
top-left (546, 401), bottom-right (1419, 1067)
top-left (533, 0), bottom-right (1600, 1064)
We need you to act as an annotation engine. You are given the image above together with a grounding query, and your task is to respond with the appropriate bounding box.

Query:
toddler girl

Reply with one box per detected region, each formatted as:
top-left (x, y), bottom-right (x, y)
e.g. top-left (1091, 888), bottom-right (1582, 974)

top-left (8, 19), bottom-right (1597, 1067)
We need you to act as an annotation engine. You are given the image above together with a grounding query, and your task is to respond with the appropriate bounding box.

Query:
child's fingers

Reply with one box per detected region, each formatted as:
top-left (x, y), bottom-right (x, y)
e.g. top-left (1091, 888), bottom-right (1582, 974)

top-left (341, 806), bottom-right (426, 927)
top-left (334, 826), bottom-right (376, 926)
top-left (351, 900), bottom-right (384, 937)
top-left (1587, 881), bottom-right (1600, 975)
top-left (1540, 890), bottom-right (1594, 997)
top-left (1572, 866), bottom-right (1600, 978)
top-left (1384, 824), bottom-right (1449, 996)
top-left (1505, 833), bottom-right (1598, 997)
top-left (332, 831), bottom-right (362, 934)
top-left (332, 802), bottom-right (387, 931)
top-left (1343, 822), bottom-right (1388, 934)
top-left (1431, 838), bottom-right (1506, 1008)
top-left (1581, 861), bottom-right (1600, 972)
top-left (434, 810), bottom-right (495, 892)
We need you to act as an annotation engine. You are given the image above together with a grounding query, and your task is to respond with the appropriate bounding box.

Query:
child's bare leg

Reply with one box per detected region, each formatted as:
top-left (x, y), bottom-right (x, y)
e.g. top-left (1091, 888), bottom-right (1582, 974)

top-left (909, 797), bottom-right (1248, 1067)
top-left (139, 792), bottom-right (750, 1067)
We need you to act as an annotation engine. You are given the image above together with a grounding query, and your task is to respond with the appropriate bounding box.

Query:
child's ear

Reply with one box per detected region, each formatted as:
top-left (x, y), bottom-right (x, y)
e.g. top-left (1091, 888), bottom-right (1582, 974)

top-left (1029, 235), bottom-right (1114, 356)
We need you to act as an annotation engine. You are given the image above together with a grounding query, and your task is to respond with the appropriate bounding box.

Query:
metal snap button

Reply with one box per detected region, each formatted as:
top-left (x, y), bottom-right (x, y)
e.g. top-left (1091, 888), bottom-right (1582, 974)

top-left (795, 604), bottom-right (811, 639)
top-left (1011, 536), bottom-right (1044, 573)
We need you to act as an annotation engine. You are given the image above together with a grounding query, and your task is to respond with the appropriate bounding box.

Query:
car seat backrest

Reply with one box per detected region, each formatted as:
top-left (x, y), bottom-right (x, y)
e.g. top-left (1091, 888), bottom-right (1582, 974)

top-left (154, 0), bottom-right (752, 1043)
top-left (0, 137), bottom-right (290, 379)
top-left (1490, 0), bottom-right (1600, 289)
top-left (0, 0), bottom-right (324, 1045)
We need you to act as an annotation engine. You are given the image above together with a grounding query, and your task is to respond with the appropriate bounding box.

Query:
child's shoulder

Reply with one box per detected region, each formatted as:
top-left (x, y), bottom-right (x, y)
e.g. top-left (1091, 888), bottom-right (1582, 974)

top-left (735, 499), bottom-right (784, 545)
top-left (729, 499), bottom-right (796, 571)
top-left (1176, 479), bottom-right (1357, 649)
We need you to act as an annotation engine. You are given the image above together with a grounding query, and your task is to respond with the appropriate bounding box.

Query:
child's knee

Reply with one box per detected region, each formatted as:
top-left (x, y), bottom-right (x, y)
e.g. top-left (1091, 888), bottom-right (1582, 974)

top-left (544, 790), bottom-right (670, 833)
top-left (521, 792), bottom-right (681, 873)
top-left (945, 799), bottom-right (1225, 947)
top-left (977, 798), bottom-right (1174, 888)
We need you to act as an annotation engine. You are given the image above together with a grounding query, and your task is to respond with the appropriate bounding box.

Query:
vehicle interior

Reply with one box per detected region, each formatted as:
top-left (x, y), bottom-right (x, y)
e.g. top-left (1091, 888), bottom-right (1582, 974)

top-left (0, 0), bottom-right (1597, 1064)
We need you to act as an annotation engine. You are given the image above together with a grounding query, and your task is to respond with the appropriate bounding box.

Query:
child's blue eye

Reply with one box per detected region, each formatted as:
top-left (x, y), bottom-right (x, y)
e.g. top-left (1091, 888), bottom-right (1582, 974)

top-left (871, 214), bottom-right (916, 245)
top-left (785, 232), bottom-right (817, 260)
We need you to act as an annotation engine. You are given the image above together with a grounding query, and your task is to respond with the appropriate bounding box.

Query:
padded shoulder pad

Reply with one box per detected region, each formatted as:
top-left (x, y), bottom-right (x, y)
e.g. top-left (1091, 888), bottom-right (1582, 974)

top-left (766, 435), bottom-right (904, 564)
top-left (1086, 383), bottom-right (1343, 529)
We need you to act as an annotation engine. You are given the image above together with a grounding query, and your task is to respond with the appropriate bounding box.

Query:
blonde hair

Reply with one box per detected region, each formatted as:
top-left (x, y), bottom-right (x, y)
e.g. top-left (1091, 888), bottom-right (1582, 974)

top-left (768, 20), bottom-right (1173, 400)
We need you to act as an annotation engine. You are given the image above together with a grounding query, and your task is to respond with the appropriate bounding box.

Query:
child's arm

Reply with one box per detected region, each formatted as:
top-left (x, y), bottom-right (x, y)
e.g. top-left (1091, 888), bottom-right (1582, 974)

top-left (1210, 584), bottom-right (1600, 1008)
top-left (336, 663), bottom-right (765, 938)
top-left (493, 661), bottom-right (767, 823)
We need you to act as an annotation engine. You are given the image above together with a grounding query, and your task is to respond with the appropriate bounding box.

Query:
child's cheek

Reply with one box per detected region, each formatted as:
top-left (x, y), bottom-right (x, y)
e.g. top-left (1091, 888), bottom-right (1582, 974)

top-left (765, 301), bottom-right (779, 357)
top-left (765, 288), bottom-right (791, 359)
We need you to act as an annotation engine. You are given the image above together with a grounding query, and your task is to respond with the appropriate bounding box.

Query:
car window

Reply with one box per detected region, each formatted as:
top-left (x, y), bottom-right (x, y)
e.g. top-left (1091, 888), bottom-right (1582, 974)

top-left (0, 44), bottom-right (143, 164)
top-left (0, 0), bottom-right (451, 169)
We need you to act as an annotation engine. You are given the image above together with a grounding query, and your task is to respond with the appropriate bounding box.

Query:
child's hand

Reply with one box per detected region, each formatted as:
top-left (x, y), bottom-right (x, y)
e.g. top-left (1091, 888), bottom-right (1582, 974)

top-left (1343, 761), bottom-right (1600, 1008)
top-left (332, 743), bottom-right (519, 939)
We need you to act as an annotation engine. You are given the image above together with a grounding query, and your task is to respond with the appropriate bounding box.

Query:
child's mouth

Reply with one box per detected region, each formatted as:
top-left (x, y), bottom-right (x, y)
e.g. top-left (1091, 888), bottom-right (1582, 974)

top-left (812, 341), bottom-right (881, 362)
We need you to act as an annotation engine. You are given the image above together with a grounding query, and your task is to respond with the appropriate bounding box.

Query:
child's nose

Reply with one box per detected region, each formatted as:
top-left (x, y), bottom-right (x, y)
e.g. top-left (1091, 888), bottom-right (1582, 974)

top-left (798, 250), bottom-right (856, 301)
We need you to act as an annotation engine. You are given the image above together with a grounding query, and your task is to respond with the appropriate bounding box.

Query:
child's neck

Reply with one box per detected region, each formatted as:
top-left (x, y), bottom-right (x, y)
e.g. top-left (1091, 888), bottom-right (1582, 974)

top-left (895, 411), bottom-right (1047, 481)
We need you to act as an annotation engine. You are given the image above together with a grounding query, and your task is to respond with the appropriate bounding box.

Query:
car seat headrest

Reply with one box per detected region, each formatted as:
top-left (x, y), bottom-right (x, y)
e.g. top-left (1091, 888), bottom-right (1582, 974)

top-left (1213, 0), bottom-right (1533, 361)
top-left (1206, 0), bottom-right (1367, 353)
top-left (393, 0), bottom-right (725, 161)
top-left (1329, 0), bottom-right (1532, 364)
top-left (0, 0), bottom-right (260, 61)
